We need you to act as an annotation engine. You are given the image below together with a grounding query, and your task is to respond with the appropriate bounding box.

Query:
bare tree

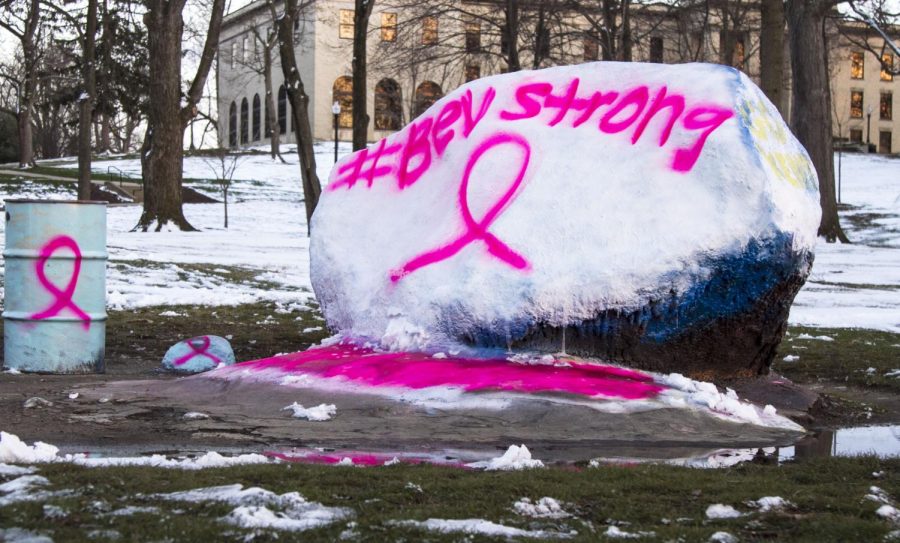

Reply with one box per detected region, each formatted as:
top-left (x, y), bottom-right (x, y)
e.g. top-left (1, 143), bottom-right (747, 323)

top-left (137, 0), bottom-right (225, 231)
top-left (840, 0), bottom-right (900, 77)
top-left (352, 0), bottom-right (375, 150)
top-left (0, 0), bottom-right (43, 167)
top-left (268, 0), bottom-right (321, 231)
top-left (203, 147), bottom-right (244, 228)
top-left (787, 0), bottom-right (849, 243)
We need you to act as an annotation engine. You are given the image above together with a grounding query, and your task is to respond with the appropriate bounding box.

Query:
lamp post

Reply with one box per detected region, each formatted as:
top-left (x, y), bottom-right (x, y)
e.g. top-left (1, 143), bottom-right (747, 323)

top-left (866, 105), bottom-right (874, 151)
top-left (332, 101), bottom-right (341, 163)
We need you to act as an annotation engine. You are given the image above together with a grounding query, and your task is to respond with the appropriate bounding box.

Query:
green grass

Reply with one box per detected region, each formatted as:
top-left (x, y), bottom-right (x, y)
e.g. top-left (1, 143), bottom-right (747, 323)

top-left (0, 456), bottom-right (897, 541)
top-left (776, 326), bottom-right (900, 392)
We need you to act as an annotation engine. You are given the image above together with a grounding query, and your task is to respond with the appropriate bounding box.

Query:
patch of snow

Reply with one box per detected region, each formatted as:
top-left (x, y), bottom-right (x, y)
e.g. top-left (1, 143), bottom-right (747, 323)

top-left (0, 528), bottom-right (54, 543)
top-left (795, 333), bottom-right (834, 341)
top-left (3, 368), bottom-right (21, 375)
top-left (0, 464), bottom-right (36, 477)
top-left (159, 310), bottom-right (185, 317)
top-left (282, 402), bottom-right (336, 421)
top-left (301, 326), bottom-right (323, 333)
top-left (513, 497), bottom-right (570, 519)
top-left (182, 412), bottom-right (210, 420)
top-left (22, 397), bottom-right (53, 409)
top-left (0, 475), bottom-right (49, 494)
top-left (384, 457), bottom-right (401, 466)
top-left (0, 432), bottom-right (60, 463)
top-left (705, 504), bottom-right (743, 519)
top-left (604, 525), bottom-right (655, 538)
top-left (391, 518), bottom-right (575, 539)
top-left (336, 457), bottom-right (354, 466)
top-left (749, 496), bottom-right (793, 512)
top-left (106, 506), bottom-right (160, 516)
top-left (405, 482), bottom-right (423, 493)
top-left (67, 392), bottom-right (79, 400)
top-left (709, 532), bottom-right (738, 543)
top-left (466, 445), bottom-right (544, 471)
top-left (878, 504), bottom-right (900, 523)
top-left (43, 504), bottom-right (67, 518)
top-left (782, 355), bottom-right (800, 362)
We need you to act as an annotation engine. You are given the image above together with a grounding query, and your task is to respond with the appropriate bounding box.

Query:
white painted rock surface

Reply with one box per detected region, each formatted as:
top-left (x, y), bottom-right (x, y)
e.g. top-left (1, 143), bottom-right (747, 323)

top-left (311, 62), bottom-right (820, 375)
top-left (162, 335), bottom-right (235, 373)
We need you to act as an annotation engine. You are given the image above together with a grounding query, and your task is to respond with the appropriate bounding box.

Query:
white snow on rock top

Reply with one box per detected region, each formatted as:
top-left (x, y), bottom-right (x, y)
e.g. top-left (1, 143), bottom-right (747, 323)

top-left (282, 402), bottom-right (337, 421)
top-left (311, 61), bottom-right (819, 350)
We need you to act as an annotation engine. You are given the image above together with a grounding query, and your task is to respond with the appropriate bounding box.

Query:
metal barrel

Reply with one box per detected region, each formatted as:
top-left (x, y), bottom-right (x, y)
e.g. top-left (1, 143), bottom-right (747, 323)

top-left (3, 200), bottom-right (108, 373)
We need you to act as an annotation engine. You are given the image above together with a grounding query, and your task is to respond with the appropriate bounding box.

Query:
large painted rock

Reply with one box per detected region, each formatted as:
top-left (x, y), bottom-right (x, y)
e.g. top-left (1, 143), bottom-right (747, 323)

top-left (311, 62), bottom-right (821, 377)
top-left (162, 335), bottom-right (235, 373)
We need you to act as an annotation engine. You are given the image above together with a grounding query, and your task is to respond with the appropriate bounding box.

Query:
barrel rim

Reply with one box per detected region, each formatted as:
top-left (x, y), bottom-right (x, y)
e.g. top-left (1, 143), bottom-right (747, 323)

top-left (4, 199), bottom-right (108, 205)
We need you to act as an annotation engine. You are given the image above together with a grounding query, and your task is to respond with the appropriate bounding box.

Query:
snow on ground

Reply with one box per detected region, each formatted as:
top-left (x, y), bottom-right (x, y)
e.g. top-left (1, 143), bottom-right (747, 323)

top-left (465, 444), bottom-right (544, 471)
top-left (0, 148), bottom-right (896, 333)
top-left (790, 153), bottom-right (900, 332)
top-left (282, 402), bottom-right (336, 421)
top-left (388, 518), bottom-right (576, 539)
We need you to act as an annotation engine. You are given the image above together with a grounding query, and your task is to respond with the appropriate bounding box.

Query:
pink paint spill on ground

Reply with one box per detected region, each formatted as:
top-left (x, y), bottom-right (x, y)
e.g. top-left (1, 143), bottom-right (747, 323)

top-left (226, 343), bottom-right (663, 401)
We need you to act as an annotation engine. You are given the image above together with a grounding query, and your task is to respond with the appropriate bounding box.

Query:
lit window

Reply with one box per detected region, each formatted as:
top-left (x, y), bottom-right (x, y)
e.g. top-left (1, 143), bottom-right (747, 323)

top-left (583, 36), bottom-right (598, 61)
top-left (466, 22), bottom-right (481, 53)
top-left (422, 17), bottom-right (438, 45)
top-left (414, 81), bottom-right (442, 117)
top-left (851, 90), bottom-right (864, 118)
top-left (851, 51), bottom-right (865, 79)
top-left (374, 78), bottom-right (402, 130)
top-left (230, 41), bottom-right (237, 68)
top-left (339, 9), bottom-right (354, 39)
top-left (465, 64), bottom-right (480, 82)
top-left (333, 76), bottom-right (353, 129)
top-left (242, 35), bottom-right (249, 62)
top-left (381, 12), bottom-right (397, 42)
top-left (881, 92), bottom-right (893, 120)
top-left (882, 53), bottom-right (894, 82)
top-left (733, 36), bottom-right (745, 68)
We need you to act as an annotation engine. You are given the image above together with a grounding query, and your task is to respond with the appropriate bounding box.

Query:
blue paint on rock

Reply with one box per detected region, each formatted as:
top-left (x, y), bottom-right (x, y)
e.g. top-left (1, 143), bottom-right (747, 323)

top-left (162, 335), bottom-right (236, 373)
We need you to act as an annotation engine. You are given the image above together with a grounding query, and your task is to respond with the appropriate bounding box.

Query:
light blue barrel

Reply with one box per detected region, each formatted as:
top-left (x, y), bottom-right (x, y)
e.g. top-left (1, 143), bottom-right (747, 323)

top-left (3, 200), bottom-right (107, 373)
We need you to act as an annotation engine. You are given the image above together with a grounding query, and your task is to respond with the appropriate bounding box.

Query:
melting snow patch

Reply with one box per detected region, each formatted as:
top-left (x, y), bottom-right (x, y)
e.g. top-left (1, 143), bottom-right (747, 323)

top-left (282, 402), bottom-right (337, 421)
top-left (868, 486), bottom-right (892, 504)
top-left (709, 532), bottom-right (738, 543)
top-left (390, 518), bottom-right (575, 539)
top-left (782, 355), bottom-right (800, 362)
top-left (0, 432), bottom-right (60, 463)
top-left (106, 506), bottom-right (161, 517)
top-left (182, 412), bottom-right (210, 420)
top-left (705, 504), bottom-right (743, 519)
top-left (878, 505), bottom-right (900, 523)
top-left (0, 463), bottom-right (36, 477)
top-left (796, 334), bottom-right (834, 342)
top-left (466, 445), bottom-right (544, 471)
top-left (0, 528), bottom-right (54, 543)
top-left (157, 484), bottom-right (351, 532)
top-left (749, 496), bottom-right (793, 512)
top-left (604, 525), bottom-right (655, 538)
top-left (513, 497), bottom-right (570, 519)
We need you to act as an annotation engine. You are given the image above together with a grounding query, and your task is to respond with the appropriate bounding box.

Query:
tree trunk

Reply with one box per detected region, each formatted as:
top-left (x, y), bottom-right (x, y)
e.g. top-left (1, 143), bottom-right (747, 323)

top-left (760, 0), bottom-right (785, 115)
top-left (264, 43), bottom-right (280, 159)
top-left (138, 1), bottom-right (194, 231)
top-left (619, 0), bottom-right (632, 61)
top-left (274, 0), bottom-right (322, 231)
top-left (17, 111), bottom-right (34, 168)
top-left (352, 0), bottom-right (375, 151)
top-left (786, 0), bottom-right (848, 243)
top-left (601, 0), bottom-right (615, 61)
top-left (224, 187), bottom-right (228, 228)
top-left (505, 0), bottom-right (520, 72)
top-left (78, 0), bottom-right (99, 201)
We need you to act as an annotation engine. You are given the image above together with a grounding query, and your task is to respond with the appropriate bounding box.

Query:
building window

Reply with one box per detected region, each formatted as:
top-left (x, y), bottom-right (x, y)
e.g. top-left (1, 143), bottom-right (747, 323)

top-left (339, 9), bottom-right (354, 39)
top-left (466, 22), bottom-right (481, 53)
top-left (851, 51), bottom-right (864, 79)
top-left (850, 128), bottom-right (863, 143)
top-left (422, 17), bottom-right (438, 45)
top-left (228, 101), bottom-right (237, 147)
top-left (242, 35), bottom-right (249, 63)
top-left (650, 36), bottom-right (663, 63)
top-left (277, 85), bottom-right (287, 134)
top-left (465, 64), bottom-right (480, 82)
top-left (240, 98), bottom-right (249, 144)
top-left (851, 90), bottom-right (864, 118)
top-left (252, 94), bottom-right (261, 141)
top-left (332, 76), bottom-right (353, 129)
top-left (881, 92), bottom-right (893, 120)
top-left (882, 53), bottom-right (894, 82)
top-left (583, 36), bottom-right (598, 61)
top-left (414, 81), bottom-right (442, 118)
top-left (230, 41), bottom-right (237, 69)
top-left (381, 12), bottom-right (397, 42)
top-left (374, 78), bottom-right (402, 130)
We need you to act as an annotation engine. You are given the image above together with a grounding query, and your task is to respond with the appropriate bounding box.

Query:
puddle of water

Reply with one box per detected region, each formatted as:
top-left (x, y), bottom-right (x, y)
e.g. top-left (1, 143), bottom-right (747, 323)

top-left (780, 424), bottom-right (900, 461)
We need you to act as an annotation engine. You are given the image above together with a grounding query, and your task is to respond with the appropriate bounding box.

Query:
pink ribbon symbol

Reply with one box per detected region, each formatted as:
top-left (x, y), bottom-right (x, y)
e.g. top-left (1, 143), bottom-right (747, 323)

top-left (390, 132), bottom-right (532, 282)
top-left (173, 336), bottom-right (222, 366)
top-left (30, 235), bottom-right (91, 330)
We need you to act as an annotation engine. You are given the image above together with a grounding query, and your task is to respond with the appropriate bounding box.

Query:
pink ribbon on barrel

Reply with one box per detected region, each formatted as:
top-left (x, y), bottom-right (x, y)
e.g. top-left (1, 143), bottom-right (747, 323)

top-left (173, 336), bottom-right (222, 367)
top-left (30, 235), bottom-right (91, 330)
top-left (390, 132), bottom-right (533, 282)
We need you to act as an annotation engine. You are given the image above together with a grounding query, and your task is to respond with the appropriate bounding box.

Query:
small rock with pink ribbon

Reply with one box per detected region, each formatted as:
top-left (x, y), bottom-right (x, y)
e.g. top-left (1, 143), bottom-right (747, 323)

top-left (162, 335), bottom-right (235, 373)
